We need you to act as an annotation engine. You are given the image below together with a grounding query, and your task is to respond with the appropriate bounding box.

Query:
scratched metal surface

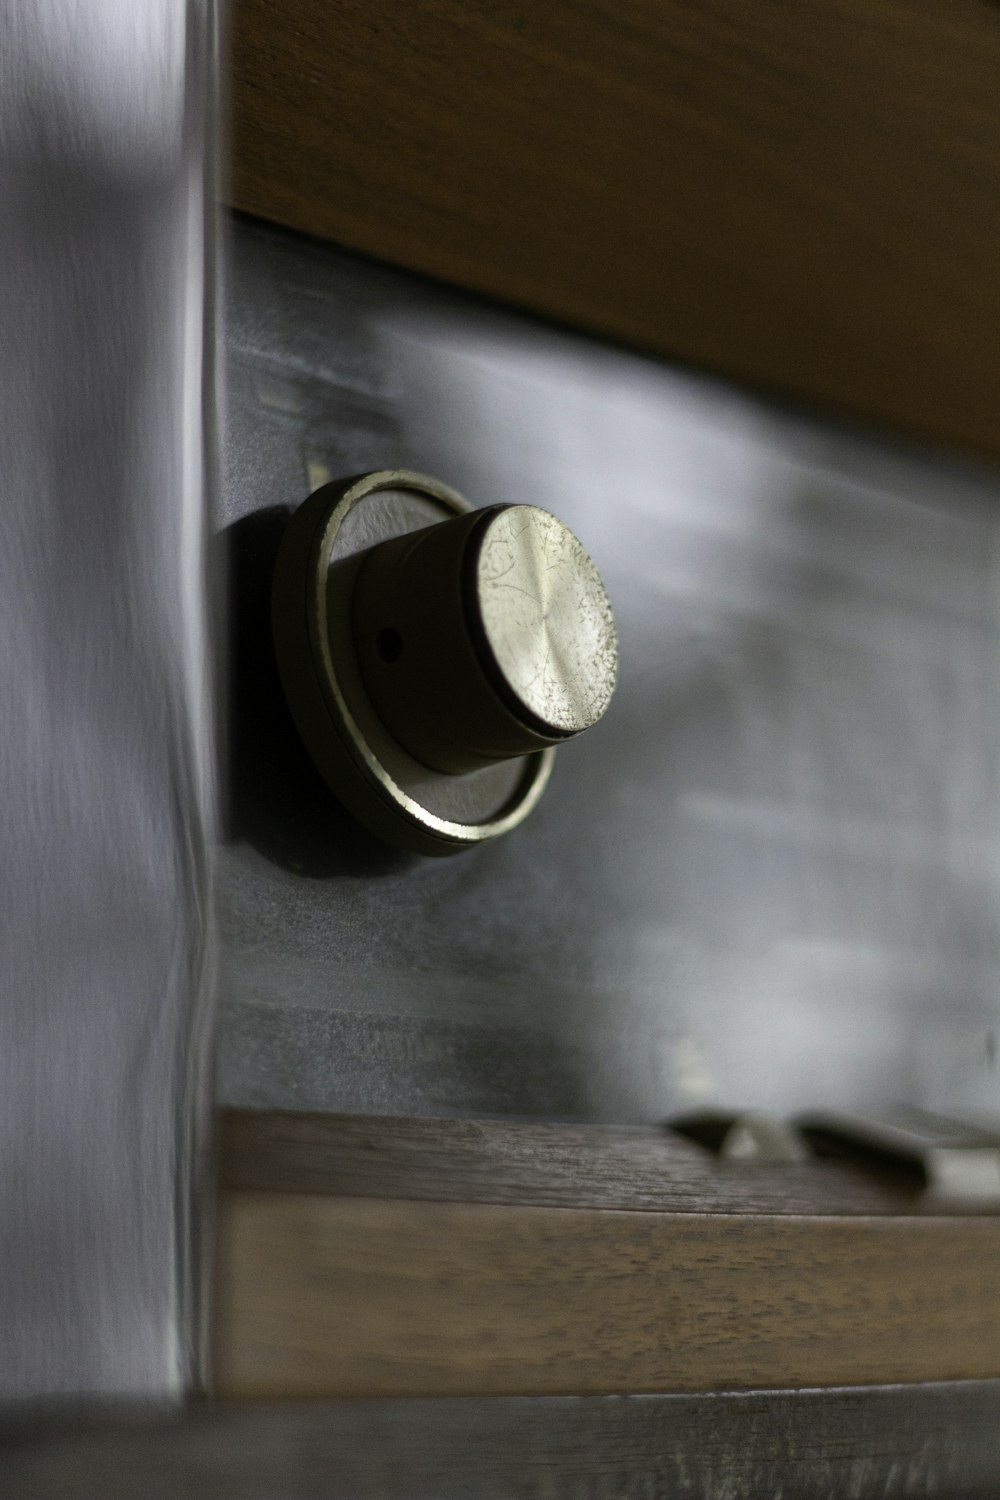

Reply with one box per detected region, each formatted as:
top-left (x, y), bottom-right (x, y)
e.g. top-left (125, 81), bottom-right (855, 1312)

top-left (0, 5), bottom-right (215, 1396)
top-left (217, 215), bottom-right (1000, 1125)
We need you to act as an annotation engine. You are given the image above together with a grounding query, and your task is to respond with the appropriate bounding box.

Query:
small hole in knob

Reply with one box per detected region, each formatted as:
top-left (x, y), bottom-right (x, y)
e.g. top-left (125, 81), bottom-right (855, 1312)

top-left (376, 627), bottom-right (403, 664)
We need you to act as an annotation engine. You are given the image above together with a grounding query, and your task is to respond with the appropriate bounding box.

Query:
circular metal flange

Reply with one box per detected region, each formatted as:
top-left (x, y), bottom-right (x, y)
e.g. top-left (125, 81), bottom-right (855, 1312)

top-left (272, 470), bottom-right (556, 856)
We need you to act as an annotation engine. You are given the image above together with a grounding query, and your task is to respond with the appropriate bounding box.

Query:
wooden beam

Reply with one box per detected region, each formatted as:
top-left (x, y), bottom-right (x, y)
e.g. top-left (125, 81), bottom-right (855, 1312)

top-left (214, 1113), bottom-right (1000, 1397)
top-left (227, 0), bottom-right (1000, 458)
top-left (214, 1191), bottom-right (1000, 1397)
top-left (9, 1387), bottom-right (1000, 1496)
top-left (219, 1109), bottom-right (926, 1215)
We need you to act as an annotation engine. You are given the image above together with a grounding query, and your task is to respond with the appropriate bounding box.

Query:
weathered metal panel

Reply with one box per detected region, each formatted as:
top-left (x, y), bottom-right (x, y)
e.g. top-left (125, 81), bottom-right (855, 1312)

top-left (217, 216), bottom-right (1000, 1127)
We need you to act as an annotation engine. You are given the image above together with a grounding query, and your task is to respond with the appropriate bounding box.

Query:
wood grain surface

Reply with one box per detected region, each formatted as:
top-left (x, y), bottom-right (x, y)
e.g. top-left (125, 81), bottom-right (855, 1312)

top-left (226, 0), bottom-right (1000, 458)
top-left (8, 1387), bottom-right (1000, 1498)
top-left (214, 1192), bottom-right (1000, 1397)
top-left (220, 1109), bottom-right (928, 1215)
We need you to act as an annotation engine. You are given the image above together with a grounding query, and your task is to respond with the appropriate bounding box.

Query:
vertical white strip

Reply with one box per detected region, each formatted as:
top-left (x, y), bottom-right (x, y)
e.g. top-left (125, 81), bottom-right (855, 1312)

top-left (0, 1), bottom-right (215, 1396)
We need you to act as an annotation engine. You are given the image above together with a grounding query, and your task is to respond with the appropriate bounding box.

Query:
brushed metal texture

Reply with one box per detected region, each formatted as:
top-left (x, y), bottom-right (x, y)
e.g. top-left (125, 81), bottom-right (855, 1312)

top-left (472, 505), bottom-right (618, 738)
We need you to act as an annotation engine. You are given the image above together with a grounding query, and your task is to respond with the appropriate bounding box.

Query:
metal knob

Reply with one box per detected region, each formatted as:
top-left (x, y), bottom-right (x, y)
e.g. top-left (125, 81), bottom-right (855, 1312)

top-left (352, 504), bottom-right (618, 775)
top-left (272, 470), bottom-right (618, 855)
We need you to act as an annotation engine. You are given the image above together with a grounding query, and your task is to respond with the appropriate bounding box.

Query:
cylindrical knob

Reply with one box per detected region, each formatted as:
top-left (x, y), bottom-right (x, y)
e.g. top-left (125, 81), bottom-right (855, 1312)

top-left (352, 504), bottom-right (618, 775)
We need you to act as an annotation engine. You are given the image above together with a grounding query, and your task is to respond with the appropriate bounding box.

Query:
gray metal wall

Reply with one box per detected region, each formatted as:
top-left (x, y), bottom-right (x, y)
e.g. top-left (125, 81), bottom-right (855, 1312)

top-left (217, 215), bottom-right (1000, 1127)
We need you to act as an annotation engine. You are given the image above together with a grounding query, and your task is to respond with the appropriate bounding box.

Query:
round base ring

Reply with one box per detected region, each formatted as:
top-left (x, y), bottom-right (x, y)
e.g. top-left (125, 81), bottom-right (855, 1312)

top-left (271, 470), bottom-right (555, 856)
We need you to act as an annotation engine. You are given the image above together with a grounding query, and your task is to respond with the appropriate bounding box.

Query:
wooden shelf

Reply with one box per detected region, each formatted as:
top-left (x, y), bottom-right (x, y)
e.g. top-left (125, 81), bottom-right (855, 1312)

top-left (214, 1112), bottom-right (1000, 1398)
top-left (227, 0), bottom-right (1000, 460)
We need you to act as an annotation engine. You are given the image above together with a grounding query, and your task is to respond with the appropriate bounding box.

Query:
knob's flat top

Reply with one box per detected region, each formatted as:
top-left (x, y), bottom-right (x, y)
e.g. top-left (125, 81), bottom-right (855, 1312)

top-left (473, 506), bottom-right (618, 737)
